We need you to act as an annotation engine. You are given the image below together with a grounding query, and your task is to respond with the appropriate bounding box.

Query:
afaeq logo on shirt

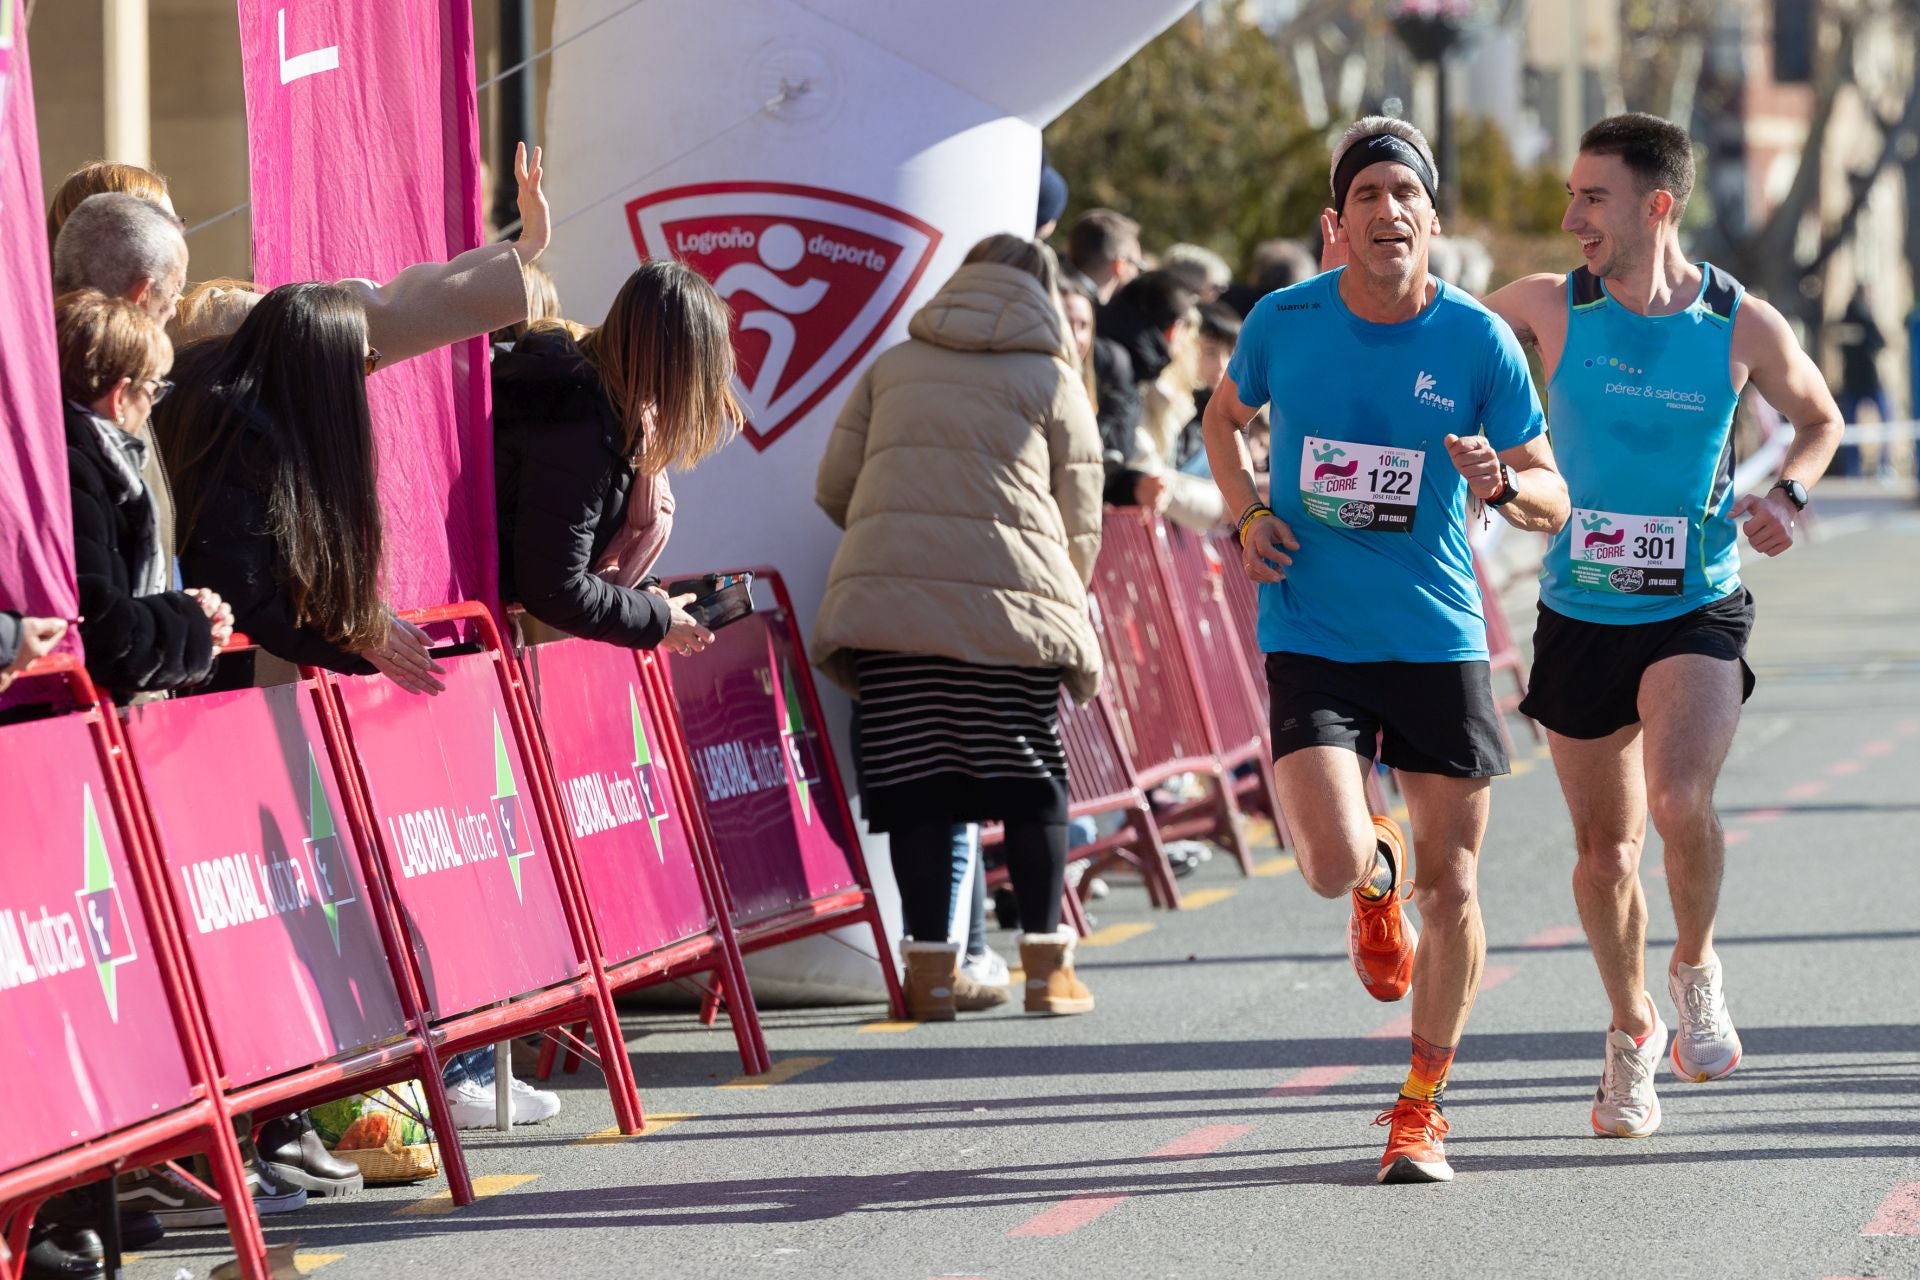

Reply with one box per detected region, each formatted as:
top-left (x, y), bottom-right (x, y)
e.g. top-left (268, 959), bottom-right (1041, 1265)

top-left (1413, 370), bottom-right (1456, 412)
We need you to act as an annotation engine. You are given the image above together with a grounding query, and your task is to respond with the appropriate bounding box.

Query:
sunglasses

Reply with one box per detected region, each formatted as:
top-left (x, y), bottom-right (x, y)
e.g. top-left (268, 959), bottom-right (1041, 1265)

top-left (141, 378), bottom-right (174, 405)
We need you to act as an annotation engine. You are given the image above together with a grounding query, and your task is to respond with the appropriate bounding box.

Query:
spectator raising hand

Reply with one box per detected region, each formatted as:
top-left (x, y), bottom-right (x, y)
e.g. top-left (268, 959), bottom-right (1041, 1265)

top-left (0, 614), bottom-right (69, 696)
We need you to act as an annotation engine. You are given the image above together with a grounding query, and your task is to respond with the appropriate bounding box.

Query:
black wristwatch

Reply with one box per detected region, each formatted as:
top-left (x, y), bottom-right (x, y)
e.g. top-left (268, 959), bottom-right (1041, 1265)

top-left (1485, 462), bottom-right (1519, 508)
top-left (1770, 478), bottom-right (1809, 511)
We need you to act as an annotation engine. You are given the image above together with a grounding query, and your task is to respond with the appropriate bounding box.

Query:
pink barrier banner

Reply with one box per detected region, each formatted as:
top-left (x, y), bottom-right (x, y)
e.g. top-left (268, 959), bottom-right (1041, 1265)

top-left (126, 684), bottom-right (409, 1087)
top-left (0, 4), bottom-right (78, 636)
top-left (0, 714), bottom-right (192, 1172)
top-left (522, 640), bottom-right (715, 968)
top-left (666, 608), bottom-right (858, 923)
top-left (234, 0), bottom-right (493, 614)
top-left (335, 651), bottom-right (579, 1017)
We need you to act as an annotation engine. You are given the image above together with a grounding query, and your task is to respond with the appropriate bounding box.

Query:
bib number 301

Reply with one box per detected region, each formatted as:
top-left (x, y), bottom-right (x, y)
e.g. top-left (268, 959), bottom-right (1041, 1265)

top-left (1297, 436), bottom-right (1424, 533)
top-left (1569, 507), bottom-right (1688, 595)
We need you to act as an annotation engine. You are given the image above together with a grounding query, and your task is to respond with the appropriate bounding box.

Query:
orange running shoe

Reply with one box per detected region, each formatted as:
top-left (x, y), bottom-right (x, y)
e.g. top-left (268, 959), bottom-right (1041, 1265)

top-left (1348, 815), bottom-right (1416, 1002)
top-left (1374, 1095), bottom-right (1453, 1183)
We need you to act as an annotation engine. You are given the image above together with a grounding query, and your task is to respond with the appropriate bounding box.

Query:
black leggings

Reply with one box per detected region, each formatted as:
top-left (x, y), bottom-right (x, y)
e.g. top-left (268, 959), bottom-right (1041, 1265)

top-left (891, 819), bottom-right (1066, 940)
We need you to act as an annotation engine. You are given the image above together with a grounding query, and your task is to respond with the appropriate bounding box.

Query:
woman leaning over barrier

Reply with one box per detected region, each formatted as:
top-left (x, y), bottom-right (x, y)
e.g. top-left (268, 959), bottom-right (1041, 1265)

top-left (488, 258), bottom-right (740, 657)
top-left (812, 233), bottom-right (1106, 1022)
top-left (155, 282), bottom-right (446, 696)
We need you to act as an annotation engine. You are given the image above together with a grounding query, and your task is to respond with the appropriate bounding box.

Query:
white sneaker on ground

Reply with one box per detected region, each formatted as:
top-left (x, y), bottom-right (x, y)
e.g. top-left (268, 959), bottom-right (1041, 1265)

top-left (1669, 957), bottom-right (1743, 1082)
top-left (961, 946), bottom-right (1011, 987)
top-left (448, 1074), bottom-right (563, 1129)
top-left (1591, 997), bottom-right (1667, 1139)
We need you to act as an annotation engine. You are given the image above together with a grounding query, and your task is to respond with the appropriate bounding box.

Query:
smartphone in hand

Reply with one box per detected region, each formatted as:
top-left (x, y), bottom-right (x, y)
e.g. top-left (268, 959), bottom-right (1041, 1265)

top-left (663, 572), bottom-right (756, 631)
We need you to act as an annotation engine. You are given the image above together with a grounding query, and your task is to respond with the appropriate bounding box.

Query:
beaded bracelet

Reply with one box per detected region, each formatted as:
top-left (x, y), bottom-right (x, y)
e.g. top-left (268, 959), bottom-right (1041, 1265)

top-left (1236, 502), bottom-right (1275, 540)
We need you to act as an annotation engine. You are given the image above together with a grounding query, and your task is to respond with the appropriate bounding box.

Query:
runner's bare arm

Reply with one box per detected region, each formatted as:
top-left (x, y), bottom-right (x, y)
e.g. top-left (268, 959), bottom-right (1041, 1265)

top-left (1443, 432), bottom-right (1569, 535)
top-left (1203, 372), bottom-right (1297, 584)
top-left (1481, 274), bottom-right (1568, 375)
top-left (1729, 293), bottom-right (1846, 556)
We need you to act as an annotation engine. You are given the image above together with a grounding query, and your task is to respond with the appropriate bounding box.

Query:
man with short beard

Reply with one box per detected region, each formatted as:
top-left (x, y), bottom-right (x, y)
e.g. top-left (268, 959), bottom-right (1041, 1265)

top-left (1479, 113), bottom-right (1843, 1137)
top-left (1204, 116), bottom-right (1569, 1183)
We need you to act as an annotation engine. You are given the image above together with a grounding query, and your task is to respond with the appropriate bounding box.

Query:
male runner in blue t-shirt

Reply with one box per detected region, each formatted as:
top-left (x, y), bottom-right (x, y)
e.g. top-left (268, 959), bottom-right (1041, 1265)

top-left (1480, 115), bottom-right (1843, 1138)
top-left (1203, 116), bottom-right (1569, 1184)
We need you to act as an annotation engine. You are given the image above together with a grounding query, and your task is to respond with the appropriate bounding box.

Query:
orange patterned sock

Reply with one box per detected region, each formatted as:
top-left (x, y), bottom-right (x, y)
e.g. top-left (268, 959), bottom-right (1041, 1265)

top-left (1401, 1033), bottom-right (1456, 1104)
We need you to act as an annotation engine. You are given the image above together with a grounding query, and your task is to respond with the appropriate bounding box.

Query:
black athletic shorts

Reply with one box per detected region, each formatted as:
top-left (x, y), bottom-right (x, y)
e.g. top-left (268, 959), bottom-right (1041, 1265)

top-left (1265, 652), bottom-right (1510, 779)
top-left (1519, 588), bottom-right (1757, 740)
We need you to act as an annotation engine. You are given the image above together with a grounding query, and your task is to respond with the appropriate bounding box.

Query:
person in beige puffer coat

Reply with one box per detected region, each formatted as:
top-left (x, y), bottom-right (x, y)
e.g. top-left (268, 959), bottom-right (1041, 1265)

top-left (813, 233), bottom-right (1104, 1022)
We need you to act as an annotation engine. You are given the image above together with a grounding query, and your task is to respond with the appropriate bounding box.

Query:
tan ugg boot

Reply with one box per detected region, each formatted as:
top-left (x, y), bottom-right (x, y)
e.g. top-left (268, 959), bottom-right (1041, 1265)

top-left (903, 941), bottom-right (961, 1021)
top-left (953, 970), bottom-right (1011, 1013)
top-left (1018, 929), bottom-right (1095, 1015)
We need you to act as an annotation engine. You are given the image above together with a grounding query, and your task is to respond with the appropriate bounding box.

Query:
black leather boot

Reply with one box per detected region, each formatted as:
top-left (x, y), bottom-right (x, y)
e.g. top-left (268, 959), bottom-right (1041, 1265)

top-left (258, 1111), bottom-right (364, 1197)
top-left (22, 1222), bottom-right (102, 1280)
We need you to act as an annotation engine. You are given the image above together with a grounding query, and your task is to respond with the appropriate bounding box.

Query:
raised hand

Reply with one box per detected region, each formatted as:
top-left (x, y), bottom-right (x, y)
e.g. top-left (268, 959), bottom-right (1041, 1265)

top-left (1444, 433), bottom-right (1502, 500)
top-left (513, 141), bottom-right (549, 264)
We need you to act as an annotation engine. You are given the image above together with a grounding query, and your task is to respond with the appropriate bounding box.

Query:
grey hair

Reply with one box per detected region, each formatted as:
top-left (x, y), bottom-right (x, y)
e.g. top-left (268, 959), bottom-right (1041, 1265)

top-left (1161, 243), bottom-right (1232, 293)
top-left (52, 192), bottom-right (187, 299)
top-left (1329, 115), bottom-right (1439, 195)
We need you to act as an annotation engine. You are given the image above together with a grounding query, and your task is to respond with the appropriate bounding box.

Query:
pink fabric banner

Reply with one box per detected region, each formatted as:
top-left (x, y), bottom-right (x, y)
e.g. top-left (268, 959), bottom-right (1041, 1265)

top-left (0, 4), bottom-right (79, 634)
top-left (234, 0), bottom-right (492, 613)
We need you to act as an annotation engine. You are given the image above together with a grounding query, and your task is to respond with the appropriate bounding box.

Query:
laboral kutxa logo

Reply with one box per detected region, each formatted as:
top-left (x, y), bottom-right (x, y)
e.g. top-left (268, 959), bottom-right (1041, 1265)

top-left (627, 183), bottom-right (943, 452)
top-left (1412, 370), bottom-right (1455, 412)
top-left (629, 685), bottom-right (671, 859)
top-left (303, 747), bottom-right (356, 954)
top-left (0, 785), bottom-right (140, 1021)
top-left (492, 715), bottom-right (537, 901)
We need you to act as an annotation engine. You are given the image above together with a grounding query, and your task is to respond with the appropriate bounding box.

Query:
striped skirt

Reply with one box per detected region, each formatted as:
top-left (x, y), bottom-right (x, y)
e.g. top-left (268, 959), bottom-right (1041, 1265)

top-left (852, 652), bottom-right (1069, 834)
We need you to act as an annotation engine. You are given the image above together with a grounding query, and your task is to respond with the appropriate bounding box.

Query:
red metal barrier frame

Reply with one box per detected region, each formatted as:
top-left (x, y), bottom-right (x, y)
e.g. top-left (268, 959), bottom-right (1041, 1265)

top-left (658, 569), bottom-right (908, 1021)
top-left (0, 657), bottom-right (271, 1280)
top-left (311, 603), bottom-right (644, 1138)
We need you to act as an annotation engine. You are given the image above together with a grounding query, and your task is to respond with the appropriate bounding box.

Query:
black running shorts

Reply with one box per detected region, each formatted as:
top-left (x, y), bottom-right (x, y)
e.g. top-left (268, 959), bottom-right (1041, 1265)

top-left (1519, 588), bottom-right (1757, 741)
top-left (1265, 652), bottom-right (1511, 779)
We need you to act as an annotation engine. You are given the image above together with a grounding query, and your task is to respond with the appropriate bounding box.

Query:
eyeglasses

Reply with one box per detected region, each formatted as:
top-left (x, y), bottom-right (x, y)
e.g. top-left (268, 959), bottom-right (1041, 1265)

top-left (364, 348), bottom-right (381, 377)
top-left (141, 378), bottom-right (174, 405)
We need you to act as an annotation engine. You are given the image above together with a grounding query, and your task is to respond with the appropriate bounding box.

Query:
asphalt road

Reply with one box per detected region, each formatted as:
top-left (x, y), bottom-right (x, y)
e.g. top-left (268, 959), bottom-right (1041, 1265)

top-left (121, 487), bottom-right (1920, 1280)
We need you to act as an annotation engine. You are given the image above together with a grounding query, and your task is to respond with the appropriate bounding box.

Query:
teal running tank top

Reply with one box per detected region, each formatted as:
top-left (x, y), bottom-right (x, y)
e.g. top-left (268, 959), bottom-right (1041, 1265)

top-left (1541, 264), bottom-right (1744, 623)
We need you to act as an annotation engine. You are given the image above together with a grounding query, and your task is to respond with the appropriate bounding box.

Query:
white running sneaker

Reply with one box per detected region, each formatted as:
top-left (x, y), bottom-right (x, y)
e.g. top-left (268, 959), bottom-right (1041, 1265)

top-left (961, 945), bottom-right (1011, 988)
top-left (448, 1073), bottom-right (563, 1129)
top-left (1591, 999), bottom-right (1667, 1139)
top-left (1669, 957), bottom-right (1743, 1082)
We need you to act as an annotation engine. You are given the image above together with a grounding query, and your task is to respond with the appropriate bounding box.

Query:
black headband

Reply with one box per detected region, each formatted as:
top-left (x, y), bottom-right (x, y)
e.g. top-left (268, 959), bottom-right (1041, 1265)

top-left (1331, 133), bottom-right (1437, 215)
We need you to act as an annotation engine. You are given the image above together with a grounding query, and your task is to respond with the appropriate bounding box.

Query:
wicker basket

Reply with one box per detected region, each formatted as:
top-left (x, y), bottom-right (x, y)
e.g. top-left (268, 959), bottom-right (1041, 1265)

top-left (334, 1141), bottom-right (439, 1184)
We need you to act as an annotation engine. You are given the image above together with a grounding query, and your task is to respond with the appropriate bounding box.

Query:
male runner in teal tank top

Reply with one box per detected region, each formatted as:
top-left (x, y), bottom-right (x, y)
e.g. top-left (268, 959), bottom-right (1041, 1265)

top-left (1207, 116), bottom-right (1569, 1184)
top-left (1482, 114), bottom-right (1843, 1138)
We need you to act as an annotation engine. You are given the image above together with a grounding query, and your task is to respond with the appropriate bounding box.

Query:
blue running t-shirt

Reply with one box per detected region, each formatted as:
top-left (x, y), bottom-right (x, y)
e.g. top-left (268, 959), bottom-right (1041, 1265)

top-left (1227, 269), bottom-right (1545, 663)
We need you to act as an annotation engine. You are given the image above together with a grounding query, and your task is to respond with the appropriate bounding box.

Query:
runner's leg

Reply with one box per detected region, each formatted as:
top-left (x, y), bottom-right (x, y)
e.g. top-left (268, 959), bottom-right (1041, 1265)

top-left (1638, 653), bottom-right (1743, 968)
top-left (1549, 724), bottom-right (1655, 1038)
top-left (1272, 745), bottom-right (1378, 898)
top-left (1399, 771), bottom-right (1490, 1049)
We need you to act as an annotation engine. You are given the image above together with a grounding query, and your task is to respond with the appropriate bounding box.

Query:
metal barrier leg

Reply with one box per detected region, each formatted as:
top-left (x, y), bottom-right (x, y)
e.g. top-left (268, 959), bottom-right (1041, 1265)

top-left (698, 980), bottom-right (723, 1028)
top-left (1126, 802), bottom-right (1183, 910)
top-left (414, 1052), bottom-right (475, 1206)
top-left (203, 1115), bottom-right (272, 1280)
top-left (561, 1020), bottom-right (588, 1075)
top-left (1062, 882), bottom-right (1093, 937)
top-left (1212, 771), bottom-right (1257, 876)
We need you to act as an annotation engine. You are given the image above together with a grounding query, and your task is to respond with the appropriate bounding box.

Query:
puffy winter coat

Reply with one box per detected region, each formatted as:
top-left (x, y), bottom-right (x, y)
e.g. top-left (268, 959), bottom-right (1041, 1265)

top-left (67, 403), bottom-right (216, 700)
top-left (490, 329), bottom-right (672, 647)
top-left (812, 262), bottom-right (1104, 703)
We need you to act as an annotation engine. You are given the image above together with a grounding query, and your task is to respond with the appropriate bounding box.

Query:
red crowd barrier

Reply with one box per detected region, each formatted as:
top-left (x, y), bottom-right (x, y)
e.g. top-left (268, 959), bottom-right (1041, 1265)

top-left (519, 636), bottom-right (770, 1077)
top-left (1090, 511), bottom-right (1259, 874)
top-left (315, 603), bottom-right (644, 1138)
top-left (659, 570), bottom-right (908, 1019)
top-left (1474, 553), bottom-right (1542, 751)
top-left (121, 655), bottom-right (480, 1204)
top-left (0, 658), bottom-right (270, 1279)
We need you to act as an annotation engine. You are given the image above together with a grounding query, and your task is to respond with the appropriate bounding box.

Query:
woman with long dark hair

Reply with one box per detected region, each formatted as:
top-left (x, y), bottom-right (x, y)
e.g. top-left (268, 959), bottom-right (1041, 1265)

top-left (156, 282), bottom-right (443, 693)
top-left (490, 258), bottom-right (741, 654)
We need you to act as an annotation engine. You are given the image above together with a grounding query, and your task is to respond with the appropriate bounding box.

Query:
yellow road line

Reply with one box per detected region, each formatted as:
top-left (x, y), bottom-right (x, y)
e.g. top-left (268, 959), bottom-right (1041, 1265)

top-left (718, 1054), bottom-right (832, 1089)
top-left (396, 1173), bottom-right (539, 1217)
top-left (1180, 887), bottom-right (1239, 909)
top-left (295, 1255), bottom-right (346, 1275)
top-left (858, 1020), bottom-right (921, 1034)
top-left (574, 1113), bottom-right (696, 1143)
top-left (1252, 855), bottom-right (1297, 878)
top-left (1081, 921), bottom-right (1154, 948)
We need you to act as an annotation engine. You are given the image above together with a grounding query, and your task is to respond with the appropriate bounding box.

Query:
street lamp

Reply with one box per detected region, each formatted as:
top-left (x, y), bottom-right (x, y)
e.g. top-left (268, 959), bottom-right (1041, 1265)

top-left (1389, 0), bottom-right (1470, 217)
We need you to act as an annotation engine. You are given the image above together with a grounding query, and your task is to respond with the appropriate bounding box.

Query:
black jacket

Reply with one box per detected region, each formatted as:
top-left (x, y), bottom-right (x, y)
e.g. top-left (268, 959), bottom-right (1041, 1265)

top-left (490, 331), bottom-right (671, 647)
top-left (1091, 337), bottom-right (1147, 507)
top-left (66, 404), bottom-right (216, 701)
top-left (174, 410), bottom-right (375, 677)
